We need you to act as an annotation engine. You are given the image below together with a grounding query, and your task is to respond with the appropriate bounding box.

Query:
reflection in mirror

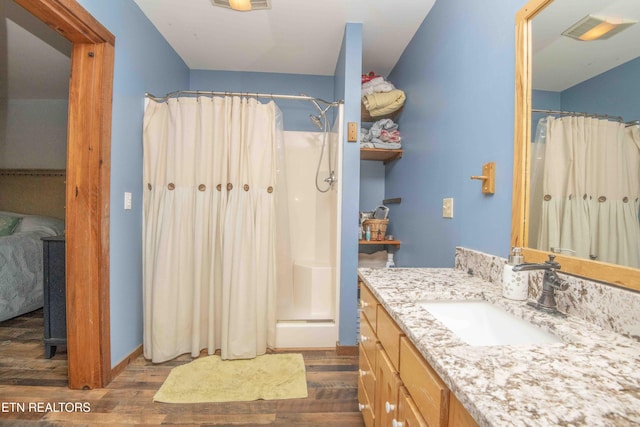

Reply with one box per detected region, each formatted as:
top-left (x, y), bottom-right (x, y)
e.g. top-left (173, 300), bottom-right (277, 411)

top-left (512, 0), bottom-right (640, 290)
top-left (528, 0), bottom-right (640, 269)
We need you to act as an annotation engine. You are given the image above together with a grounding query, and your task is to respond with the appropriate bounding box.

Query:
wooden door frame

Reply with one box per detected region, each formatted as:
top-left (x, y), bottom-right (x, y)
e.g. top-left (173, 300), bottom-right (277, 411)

top-left (14, 0), bottom-right (114, 389)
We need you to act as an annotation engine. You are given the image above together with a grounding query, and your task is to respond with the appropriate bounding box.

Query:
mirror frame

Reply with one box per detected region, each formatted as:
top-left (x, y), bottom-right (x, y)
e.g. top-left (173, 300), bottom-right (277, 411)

top-left (512, 0), bottom-right (640, 291)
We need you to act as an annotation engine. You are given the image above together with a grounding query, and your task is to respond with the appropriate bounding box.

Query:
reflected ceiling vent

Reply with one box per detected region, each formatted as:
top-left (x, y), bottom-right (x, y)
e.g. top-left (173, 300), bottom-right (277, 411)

top-left (211, 0), bottom-right (271, 12)
top-left (561, 15), bottom-right (636, 41)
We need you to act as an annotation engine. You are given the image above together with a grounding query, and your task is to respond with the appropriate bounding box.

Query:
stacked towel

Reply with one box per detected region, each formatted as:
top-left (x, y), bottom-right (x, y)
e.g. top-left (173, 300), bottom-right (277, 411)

top-left (361, 118), bottom-right (402, 150)
top-left (362, 76), bottom-right (396, 96)
top-left (362, 90), bottom-right (406, 118)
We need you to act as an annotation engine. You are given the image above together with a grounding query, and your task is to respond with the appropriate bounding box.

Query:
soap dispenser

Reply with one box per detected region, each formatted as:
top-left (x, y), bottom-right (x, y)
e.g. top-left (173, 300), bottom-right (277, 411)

top-left (502, 247), bottom-right (529, 301)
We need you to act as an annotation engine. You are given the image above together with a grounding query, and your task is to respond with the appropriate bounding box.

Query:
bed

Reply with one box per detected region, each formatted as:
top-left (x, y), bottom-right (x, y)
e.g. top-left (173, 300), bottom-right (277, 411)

top-left (0, 212), bottom-right (65, 322)
top-left (0, 169), bottom-right (66, 322)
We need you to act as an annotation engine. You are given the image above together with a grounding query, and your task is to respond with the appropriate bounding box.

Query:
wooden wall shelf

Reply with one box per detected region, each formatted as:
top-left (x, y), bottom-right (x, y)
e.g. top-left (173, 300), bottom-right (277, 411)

top-left (359, 239), bottom-right (401, 247)
top-left (360, 148), bottom-right (403, 164)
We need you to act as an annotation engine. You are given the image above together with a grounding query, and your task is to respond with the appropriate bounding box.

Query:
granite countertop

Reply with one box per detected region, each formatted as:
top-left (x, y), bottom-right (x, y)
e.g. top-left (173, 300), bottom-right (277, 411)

top-left (357, 267), bottom-right (640, 427)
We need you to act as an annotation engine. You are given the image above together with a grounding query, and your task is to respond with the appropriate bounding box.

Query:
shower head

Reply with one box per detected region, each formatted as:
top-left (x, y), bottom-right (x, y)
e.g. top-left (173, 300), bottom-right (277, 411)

top-left (310, 98), bottom-right (323, 114)
top-left (310, 114), bottom-right (323, 130)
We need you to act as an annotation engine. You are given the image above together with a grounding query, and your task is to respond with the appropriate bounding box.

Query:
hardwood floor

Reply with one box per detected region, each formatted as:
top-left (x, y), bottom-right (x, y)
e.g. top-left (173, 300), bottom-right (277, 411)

top-left (0, 310), bottom-right (364, 426)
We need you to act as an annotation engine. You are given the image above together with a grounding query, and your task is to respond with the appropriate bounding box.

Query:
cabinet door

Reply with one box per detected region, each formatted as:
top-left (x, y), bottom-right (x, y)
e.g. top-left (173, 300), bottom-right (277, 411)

top-left (377, 306), bottom-right (403, 371)
top-left (376, 345), bottom-right (401, 427)
top-left (399, 337), bottom-right (449, 427)
top-left (396, 386), bottom-right (428, 427)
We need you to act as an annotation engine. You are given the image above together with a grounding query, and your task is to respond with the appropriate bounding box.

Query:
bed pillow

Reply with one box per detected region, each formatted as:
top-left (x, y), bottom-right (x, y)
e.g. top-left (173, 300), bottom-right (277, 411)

top-left (0, 214), bottom-right (22, 236)
top-left (14, 215), bottom-right (65, 236)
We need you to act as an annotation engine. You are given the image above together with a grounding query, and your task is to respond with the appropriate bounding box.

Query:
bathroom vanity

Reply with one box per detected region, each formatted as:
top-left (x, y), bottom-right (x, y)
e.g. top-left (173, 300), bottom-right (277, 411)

top-left (357, 267), bottom-right (640, 427)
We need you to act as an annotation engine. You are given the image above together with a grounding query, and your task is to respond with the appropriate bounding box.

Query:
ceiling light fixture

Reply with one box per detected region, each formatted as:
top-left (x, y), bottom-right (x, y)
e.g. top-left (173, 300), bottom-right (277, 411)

top-left (562, 15), bottom-right (636, 41)
top-left (210, 0), bottom-right (271, 12)
top-left (229, 0), bottom-right (251, 11)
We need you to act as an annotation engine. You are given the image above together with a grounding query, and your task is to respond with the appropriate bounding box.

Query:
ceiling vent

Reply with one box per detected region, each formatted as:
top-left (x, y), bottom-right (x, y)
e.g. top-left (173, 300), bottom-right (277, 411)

top-left (561, 14), bottom-right (636, 41)
top-left (211, 0), bottom-right (271, 11)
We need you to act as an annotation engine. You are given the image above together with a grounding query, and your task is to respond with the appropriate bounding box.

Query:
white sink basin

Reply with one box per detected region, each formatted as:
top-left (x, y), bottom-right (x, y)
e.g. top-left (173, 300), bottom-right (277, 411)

top-left (418, 300), bottom-right (562, 346)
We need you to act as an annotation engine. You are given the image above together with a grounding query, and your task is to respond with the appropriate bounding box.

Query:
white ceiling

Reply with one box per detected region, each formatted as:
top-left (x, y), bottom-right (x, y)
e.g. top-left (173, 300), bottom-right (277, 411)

top-left (132, 0), bottom-right (436, 77)
top-left (533, 0), bottom-right (640, 92)
top-left (7, 0), bottom-right (639, 99)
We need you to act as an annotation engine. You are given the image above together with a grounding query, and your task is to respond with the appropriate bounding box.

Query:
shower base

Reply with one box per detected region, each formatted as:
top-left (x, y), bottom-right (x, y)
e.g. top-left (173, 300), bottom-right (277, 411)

top-left (275, 320), bottom-right (337, 348)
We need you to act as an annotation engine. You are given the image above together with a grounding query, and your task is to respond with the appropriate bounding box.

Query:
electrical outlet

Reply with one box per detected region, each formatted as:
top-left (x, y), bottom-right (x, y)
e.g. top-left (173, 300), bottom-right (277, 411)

top-left (124, 192), bottom-right (132, 210)
top-left (442, 198), bottom-right (454, 218)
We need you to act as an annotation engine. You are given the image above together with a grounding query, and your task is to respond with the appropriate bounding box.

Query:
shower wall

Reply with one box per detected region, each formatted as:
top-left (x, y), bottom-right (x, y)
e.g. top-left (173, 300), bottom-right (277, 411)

top-left (277, 130), bottom-right (339, 321)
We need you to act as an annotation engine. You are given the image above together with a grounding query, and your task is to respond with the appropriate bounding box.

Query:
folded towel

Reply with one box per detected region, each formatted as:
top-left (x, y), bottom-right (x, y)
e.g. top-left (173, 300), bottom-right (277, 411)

top-left (360, 127), bottom-right (372, 142)
top-left (362, 80), bottom-right (396, 96)
top-left (362, 90), bottom-right (406, 117)
top-left (362, 76), bottom-right (385, 88)
top-left (381, 129), bottom-right (401, 143)
top-left (372, 142), bottom-right (402, 149)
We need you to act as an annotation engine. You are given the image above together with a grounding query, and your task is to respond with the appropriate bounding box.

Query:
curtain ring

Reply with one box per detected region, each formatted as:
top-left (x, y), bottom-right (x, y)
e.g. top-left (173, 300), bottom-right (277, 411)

top-left (168, 183), bottom-right (175, 190)
top-left (147, 183), bottom-right (152, 190)
top-left (267, 186), bottom-right (274, 194)
top-left (198, 184), bottom-right (206, 192)
top-left (216, 184), bottom-right (222, 191)
top-left (543, 194), bottom-right (551, 201)
top-left (244, 184), bottom-right (249, 191)
top-left (227, 183), bottom-right (233, 191)
top-left (598, 196), bottom-right (606, 202)
top-left (623, 196), bottom-right (629, 203)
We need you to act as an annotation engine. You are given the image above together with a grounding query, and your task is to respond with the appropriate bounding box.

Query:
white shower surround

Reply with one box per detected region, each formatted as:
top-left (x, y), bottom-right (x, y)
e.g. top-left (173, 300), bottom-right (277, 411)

top-left (275, 108), bottom-right (343, 349)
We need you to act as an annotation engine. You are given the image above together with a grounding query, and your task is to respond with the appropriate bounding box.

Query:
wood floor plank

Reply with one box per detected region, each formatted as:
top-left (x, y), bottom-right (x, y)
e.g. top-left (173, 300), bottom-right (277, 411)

top-left (0, 310), bottom-right (365, 426)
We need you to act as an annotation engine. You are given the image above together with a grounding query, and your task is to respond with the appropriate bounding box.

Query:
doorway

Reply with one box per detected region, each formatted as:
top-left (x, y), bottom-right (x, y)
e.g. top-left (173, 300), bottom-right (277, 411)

top-left (14, 0), bottom-right (114, 389)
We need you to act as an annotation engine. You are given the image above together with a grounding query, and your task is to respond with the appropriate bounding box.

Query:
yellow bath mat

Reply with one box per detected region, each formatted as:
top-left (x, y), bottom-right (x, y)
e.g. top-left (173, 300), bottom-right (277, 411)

top-left (153, 353), bottom-right (308, 403)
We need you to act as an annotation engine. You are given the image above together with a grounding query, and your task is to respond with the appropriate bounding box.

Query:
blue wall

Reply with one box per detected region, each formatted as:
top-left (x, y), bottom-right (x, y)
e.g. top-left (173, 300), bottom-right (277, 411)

top-left (77, 0), bottom-right (189, 367)
top-left (189, 70), bottom-right (334, 131)
top-left (334, 23), bottom-right (362, 346)
top-left (561, 57), bottom-right (640, 123)
top-left (385, 0), bottom-right (526, 267)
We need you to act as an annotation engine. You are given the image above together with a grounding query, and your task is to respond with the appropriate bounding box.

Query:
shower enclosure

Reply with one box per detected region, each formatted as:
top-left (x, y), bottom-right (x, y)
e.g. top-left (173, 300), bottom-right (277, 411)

top-left (274, 105), bottom-right (343, 348)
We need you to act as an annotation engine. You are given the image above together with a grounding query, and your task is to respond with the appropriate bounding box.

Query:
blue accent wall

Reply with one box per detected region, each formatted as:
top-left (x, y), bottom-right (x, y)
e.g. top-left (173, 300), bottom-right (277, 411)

top-left (77, 0), bottom-right (189, 367)
top-left (334, 23), bottom-right (362, 346)
top-left (561, 57), bottom-right (640, 123)
top-left (189, 70), bottom-right (334, 131)
top-left (385, 0), bottom-right (526, 267)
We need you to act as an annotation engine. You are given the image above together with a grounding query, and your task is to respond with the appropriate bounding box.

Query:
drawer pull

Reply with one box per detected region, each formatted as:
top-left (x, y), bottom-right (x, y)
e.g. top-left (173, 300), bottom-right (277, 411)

top-left (358, 403), bottom-right (368, 411)
top-left (392, 420), bottom-right (404, 427)
top-left (360, 300), bottom-right (369, 309)
top-left (359, 369), bottom-right (369, 377)
top-left (360, 334), bottom-right (369, 342)
top-left (385, 401), bottom-right (396, 413)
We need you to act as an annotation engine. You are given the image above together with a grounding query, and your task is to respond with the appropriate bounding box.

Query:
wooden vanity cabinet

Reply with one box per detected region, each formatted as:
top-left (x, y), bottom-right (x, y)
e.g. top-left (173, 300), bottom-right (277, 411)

top-left (358, 281), bottom-right (478, 427)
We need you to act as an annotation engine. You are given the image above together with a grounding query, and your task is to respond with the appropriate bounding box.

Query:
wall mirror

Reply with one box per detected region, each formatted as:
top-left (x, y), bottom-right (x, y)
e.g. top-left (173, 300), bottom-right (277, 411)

top-left (512, 0), bottom-right (640, 291)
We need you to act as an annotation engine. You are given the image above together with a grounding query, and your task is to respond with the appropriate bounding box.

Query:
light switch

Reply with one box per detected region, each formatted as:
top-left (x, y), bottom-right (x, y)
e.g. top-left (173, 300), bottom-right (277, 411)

top-left (442, 198), bottom-right (454, 218)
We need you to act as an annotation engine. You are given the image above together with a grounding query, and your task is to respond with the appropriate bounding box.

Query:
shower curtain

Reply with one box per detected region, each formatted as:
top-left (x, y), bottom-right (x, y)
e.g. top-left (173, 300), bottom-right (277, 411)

top-left (142, 96), bottom-right (283, 363)
top-left (531, 116), bottom-right (640, 268)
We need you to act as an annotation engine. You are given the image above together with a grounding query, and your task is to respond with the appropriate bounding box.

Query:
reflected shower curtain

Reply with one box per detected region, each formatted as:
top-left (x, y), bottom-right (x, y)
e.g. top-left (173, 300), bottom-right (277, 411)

top-left (531, 116), bottom-right (640, 268)
top-left (143, 96), bottom-right (282, 363)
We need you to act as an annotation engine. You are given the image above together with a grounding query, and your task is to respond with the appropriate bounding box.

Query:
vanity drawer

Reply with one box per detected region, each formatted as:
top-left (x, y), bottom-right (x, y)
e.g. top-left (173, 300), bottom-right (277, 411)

top-left (360, 282), bottom-right (379, 330)
top-left (399, 336), bottom-right (449, 427)
top-left (377, 305), bottom-right (403, 370)
top-left (358, 374), bottom-right (375, 427)
top-left (359, 312), bottom-right (378, 372)
top-left (359, 342), bottom-right (376, 409)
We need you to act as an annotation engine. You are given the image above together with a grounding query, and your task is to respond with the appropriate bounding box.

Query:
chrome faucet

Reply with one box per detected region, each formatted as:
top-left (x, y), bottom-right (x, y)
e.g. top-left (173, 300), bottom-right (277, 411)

top-left (512, 255), bottom-right (568, 317)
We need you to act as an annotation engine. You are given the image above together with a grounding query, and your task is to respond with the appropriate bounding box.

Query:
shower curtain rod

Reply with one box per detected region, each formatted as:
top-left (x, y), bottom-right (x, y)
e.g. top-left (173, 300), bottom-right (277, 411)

top-left (145, 91), bottom-right (343, 106)
top-left (533, 108), bottom-right (639, 127)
